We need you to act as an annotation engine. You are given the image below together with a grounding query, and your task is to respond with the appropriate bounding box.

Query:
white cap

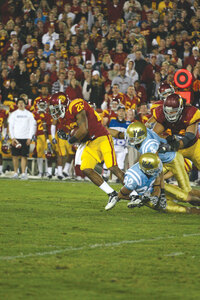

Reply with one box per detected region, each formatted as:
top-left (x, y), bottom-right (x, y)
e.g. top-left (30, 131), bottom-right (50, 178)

top-left (192, 46), bottom-right (199, 51)
top-left (92, 70), bottom-right (100, 76)
top-left (10, 31), bottom-right (17, 36)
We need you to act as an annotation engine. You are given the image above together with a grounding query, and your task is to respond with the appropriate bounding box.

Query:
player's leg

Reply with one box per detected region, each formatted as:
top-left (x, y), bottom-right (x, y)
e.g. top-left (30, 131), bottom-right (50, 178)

top-left (80, 139), bottom-right (118, 208)
top-left (102, 135), bottom-right (124, 184)
top-left (36, 135), bottom-right (45, 177)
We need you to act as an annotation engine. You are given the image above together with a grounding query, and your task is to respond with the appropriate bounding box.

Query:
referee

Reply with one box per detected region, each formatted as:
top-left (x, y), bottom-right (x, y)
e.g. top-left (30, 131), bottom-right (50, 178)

top-left (8, 98), bottom-right (36, 179)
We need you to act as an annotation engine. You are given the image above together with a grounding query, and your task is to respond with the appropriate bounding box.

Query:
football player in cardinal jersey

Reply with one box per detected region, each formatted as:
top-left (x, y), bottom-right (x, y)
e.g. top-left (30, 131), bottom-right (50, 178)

top-left (0, 108), bottom-right (9, 174)
top-left (50, 92), bottom-right (75, 180)
top-left (153, 93), bottom-right (200, 172)
top-left (49, 92), bottom-right (125, 208)
top-left (146, 83), bottom-right (175, 129)
top-left (33, 98), bottom-right (54, 178)
top-left (101, 84), bottom-right (124, 126)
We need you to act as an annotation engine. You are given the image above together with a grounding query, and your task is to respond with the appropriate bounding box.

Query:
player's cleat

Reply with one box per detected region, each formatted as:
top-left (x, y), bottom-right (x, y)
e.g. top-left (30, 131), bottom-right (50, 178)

top-left (47, 174), bottom-right (52, 179)
top-left (12, 173), bottom-right (19, 179)
top-left (21, 173), bottom-right (28, 180)
top-left (63, 172), bottom-right (69, 178)
top-left (105, 191), bottom-right (119, 211)
top-left (57, 175), bottom-right (64, 180)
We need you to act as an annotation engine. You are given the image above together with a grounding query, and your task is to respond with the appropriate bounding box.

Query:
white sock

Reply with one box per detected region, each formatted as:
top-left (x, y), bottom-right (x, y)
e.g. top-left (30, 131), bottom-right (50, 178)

top-left (0, 165), bottom-right (2, 173)
top-left (54, 168), bottom-right (58, 176)
top-left (58, 166), bottom-right (63, 176)
top-left (48, 167), bottom-right (52, 175)
top-left (99, 182), bottom-right (114, 194)
top-left (37, 158), bottom-right (43, 174)
top-left (63, 162), bottom-right (71, 174)
top-left (198, 171), bottom-right (200, 179)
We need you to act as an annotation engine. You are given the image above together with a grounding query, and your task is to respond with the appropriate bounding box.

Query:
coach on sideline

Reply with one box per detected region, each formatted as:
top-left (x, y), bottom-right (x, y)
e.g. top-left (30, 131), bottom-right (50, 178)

top-left (8, 98), bottom-right (36, 180)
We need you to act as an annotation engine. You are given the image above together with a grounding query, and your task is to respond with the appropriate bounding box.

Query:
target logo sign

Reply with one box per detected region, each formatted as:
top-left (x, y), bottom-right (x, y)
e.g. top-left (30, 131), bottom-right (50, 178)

top-left (174, 69), bottom-right (192, 88)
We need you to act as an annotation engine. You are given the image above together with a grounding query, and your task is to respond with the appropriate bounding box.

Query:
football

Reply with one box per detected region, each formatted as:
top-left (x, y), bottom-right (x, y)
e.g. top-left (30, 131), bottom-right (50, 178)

top-left (14, 141), bottom-right (22, 149)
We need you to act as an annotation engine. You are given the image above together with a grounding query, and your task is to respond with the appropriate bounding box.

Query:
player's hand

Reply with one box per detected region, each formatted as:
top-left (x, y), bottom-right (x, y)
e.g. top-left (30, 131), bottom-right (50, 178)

top-left (57, 129), bottom-right (69, 141)
top-left (52, 138), bottom-right (57, 144)
top-left (158, 143), bottom-right (173, 153)
top-left (32, 135), bottom-right (37, 142)
top-left (127, 195), bottom-right (145, 208)
top-left (166, 135), bottom-right (180, 151)
top-left (47, 141), bottom-right (53, 152)
top-left (26, 139), bottom-right (31, 146)
top-left (158, 192), bottom-right (167, 210)
top-left (4, 134), bottom-right (9, 142)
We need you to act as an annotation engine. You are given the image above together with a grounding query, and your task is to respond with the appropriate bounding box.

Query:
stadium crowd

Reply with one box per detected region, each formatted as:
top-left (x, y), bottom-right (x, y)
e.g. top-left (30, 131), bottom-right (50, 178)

top-left (0, 0), bottom-right (200, 184)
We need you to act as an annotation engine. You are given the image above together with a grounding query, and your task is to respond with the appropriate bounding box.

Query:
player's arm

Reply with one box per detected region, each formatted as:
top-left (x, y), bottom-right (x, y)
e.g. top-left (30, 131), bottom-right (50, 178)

top-left (69, 110), bottom-right (88, 144)
top-left (178, 123), bottom-right (197, 149)
top-left (153, 121), bottom-right (165, 136)
top-left (118, 186), bottom-right (132, 200)
top-left (108, 128), bottom-right (124, 139)
top-left (145, 115), bottom-right (156, 129)
top-left (51, 119), bottom-right (57, 144)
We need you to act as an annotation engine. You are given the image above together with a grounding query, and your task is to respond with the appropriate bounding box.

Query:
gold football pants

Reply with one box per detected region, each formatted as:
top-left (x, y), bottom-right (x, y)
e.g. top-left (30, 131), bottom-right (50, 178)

top-left (163, 152), bottom-right (191, 202)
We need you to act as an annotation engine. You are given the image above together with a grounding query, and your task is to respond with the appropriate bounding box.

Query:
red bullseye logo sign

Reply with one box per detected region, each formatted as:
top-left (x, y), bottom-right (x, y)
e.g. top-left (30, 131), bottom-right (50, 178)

top-left (174, 69), bottom-right (192, 103)
top-left (174, 69), bottom-right (192, 89)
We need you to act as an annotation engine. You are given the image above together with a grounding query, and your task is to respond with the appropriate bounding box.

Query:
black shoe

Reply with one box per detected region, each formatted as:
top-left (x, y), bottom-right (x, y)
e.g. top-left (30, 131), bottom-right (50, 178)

top-left (57, 175), bottom-right (64, 180)
top-left (47, 174), bottom-right (52, 179)
top-left (63, 172), bottom-right (69, 178)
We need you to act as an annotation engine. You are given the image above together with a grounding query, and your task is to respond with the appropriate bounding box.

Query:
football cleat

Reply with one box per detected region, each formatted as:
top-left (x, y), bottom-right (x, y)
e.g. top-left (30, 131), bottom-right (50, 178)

top-left (105, 191), bottom-right (119, 211)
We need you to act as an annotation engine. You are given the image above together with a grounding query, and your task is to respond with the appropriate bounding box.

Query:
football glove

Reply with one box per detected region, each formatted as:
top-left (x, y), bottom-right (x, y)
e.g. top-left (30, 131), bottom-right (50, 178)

top-left (47, 141), bottom-right (53, 153)
top-left (4, 134), bottom-right (9, 142)
top-left (142, 195), bottom-right (159, 207)
top-left (158, 189), bottom-right (167, 210)
top-left (57, 129), bottom-right (69, 140)
top-left (127, 195), bottom-right (144, 209)
top-left (158, 143), bottom-right (173, 153)
top-left (52, 138), bottom-right (57, 144)
top-left (32, 135), bottom-right (37, 142)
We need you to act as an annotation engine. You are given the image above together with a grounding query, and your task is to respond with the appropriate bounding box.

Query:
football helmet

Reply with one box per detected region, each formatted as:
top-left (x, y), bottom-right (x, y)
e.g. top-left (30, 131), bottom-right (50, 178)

top-left (126, 121), bottom-right (147, 146)
top-left (1, 142), bottom-right (10, 154)
top-left (139, 153), bottom-right (161, 176)
top-left (49, 92), bottom-right (70, 119)
top-left (37, 99), bottom-right (48, 113)
top-left (163, 93), bottom-right (184, 123)
top-left (158, 83), bottom-right (175, 100)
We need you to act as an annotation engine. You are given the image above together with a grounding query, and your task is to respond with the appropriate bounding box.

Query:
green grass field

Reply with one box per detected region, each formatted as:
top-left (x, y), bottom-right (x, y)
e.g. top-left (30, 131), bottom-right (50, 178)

top-left (0, 179), bottom-right (200, 300)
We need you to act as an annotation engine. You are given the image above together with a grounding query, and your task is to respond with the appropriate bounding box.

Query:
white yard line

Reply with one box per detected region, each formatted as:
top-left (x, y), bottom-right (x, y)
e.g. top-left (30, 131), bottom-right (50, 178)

top-left (164, 252), bottom-right (184, 257)
top-left (1, 233), bottom-right (200, 261)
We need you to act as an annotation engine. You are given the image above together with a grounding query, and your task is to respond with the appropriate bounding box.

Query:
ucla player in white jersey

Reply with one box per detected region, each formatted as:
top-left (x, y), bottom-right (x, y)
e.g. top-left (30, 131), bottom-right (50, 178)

top-left (103, 104), bottom-right (131, 181)
top-left (105, 153), bottom-right (200, 214)
top-left (125, 121), bottom-right (200, 206)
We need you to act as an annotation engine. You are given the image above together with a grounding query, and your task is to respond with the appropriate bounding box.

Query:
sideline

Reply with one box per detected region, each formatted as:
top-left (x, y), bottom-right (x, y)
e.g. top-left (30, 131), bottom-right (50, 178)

top-left (1, 233), bottom-right (200, 261)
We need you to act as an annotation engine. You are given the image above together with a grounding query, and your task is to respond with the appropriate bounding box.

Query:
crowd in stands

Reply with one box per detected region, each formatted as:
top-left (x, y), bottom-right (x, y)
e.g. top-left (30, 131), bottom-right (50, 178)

top-left (0, 0), bottom-right (200, 180)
